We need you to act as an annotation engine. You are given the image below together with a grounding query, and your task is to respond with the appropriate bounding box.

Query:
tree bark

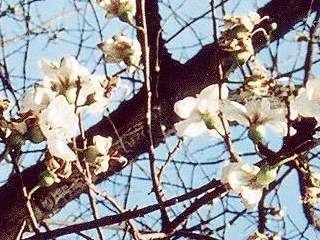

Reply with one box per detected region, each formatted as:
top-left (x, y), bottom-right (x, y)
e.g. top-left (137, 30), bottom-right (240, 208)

top-left (0, 0), bottom-right (318, 239)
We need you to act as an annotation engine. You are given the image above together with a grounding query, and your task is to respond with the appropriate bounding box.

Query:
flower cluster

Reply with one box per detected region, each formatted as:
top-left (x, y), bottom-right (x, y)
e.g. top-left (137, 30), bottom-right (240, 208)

top-left (173, 12), bottom-right (320, 209)
top-left (0, 56), bottom-right (124, 186)
top-left (0, 0), bottom-right (141, 192)
top-left (219, 12), bottom-right (272, 64)
top-left (96, 0), bottom-right (141, 71)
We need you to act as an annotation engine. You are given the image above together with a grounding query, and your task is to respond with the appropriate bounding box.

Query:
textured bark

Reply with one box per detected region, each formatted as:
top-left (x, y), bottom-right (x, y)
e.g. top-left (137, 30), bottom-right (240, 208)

top-left (0, 0), bottom-right (319, 239)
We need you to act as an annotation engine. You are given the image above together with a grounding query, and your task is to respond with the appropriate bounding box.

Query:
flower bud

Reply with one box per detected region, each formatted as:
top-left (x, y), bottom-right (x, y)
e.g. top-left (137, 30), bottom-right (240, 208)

top-left (83, 145), bottom-right (101, 163)
top-left (39, 170), bottom-right (57, 187)
top-left (119, 12), bottom-right (134, 25)
top-left (25, 125), bottom-right (45, 143)
top-left (255, 166), bottom-right (278, 187)
top-left (202, 112), bottom-right (219, 130)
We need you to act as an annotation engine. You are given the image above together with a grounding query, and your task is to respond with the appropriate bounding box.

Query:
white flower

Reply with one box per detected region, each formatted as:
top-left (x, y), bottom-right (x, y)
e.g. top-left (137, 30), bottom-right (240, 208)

top-left (79, 75), bottom-right (110, 112)
top-left (20, 85), bottom-right (56, 114)
top-left (40, 56), bottom-right (90, 90)
top-left (97, 0), bottom-right (136, 20)
top-left (93, 155), bottom-right (110, 175)
top-left (174, 84), bottom-right (229, 138)
top-left (222, 98), bottom-right (288, 136)
top-left (93, 135), bottom-right (112, 155)
top-left (84, 135), bottom-right (112, 175)
top-left (47, 132), bottom-right (77, 162)
top-left (221, 162), bottom-right (262, 209)
top-left (40, 56), bottom-right (96, 106)
top-left (224, 12), bottom-right (261, 33)
top-left (98, 35), bottom-right (141, 70)
top-left (39, 95), bottom-right (78, 140)
top-left (292, 79), bottom-right (320, 121)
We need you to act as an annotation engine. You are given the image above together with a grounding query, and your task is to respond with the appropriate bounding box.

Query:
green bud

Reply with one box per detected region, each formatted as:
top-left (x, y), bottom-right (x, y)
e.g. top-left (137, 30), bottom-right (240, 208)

top-left (248, 126), bottom-right (265, 144)
top-left (119, 12), bottom-right (134, 25)
top-left (25, 125), bottom-right (45, 144)
top-left (256, 166), bottom-right (278, 187)
top-left (203, 112), bottom-right (219, 130)
top-left (83, 146), bottom-right (101, 163)
top-left (39, 171), bottom-right (56, 187)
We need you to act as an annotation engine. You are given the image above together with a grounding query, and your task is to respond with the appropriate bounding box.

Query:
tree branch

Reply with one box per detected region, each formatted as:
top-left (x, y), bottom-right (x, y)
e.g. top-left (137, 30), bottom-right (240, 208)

top-left (0, 0), bottom-right (319, 239)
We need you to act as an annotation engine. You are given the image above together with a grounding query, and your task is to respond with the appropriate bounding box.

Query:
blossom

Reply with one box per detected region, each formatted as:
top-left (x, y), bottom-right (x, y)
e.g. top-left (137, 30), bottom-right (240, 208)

top-left (40, 56), bottom-right (97, 106)
top-left (78, 75), bottom-right (111, 112)
top-left (93, 135), bottom-right (112, 155)
top-left (39, 95), bottom-right (78, 140)
top-left (291, 79), bottom-right (320, 122)
top-left (40, 56), bottom-right (90, 90)
top-left (84, 135), bottom-right (112, 174)
top-left (46, 132), bottom-right (77, 162)
top-left (174, 84), bottom-right (228, 138)
top-left (93, 155), bottom-right (110, 175)
top-left (221, 161), bottom-right (262, 209)
top-left (20, 84), bottom-right (56, 114)
top-left (97, 35), bottom-right (141, 70)
top-left (223, 12), bottom-right (262, 34)
top-left (221, 98), bottom-right (288, 138)
top-left (97, 0), bottom-right (136, 21)
top-left (222, 161), bottom-right (278, 209)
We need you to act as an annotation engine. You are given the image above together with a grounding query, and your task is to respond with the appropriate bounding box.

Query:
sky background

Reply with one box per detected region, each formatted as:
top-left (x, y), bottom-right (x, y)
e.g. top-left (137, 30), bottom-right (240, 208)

top-left (1, 0), bottom-right (320, 239)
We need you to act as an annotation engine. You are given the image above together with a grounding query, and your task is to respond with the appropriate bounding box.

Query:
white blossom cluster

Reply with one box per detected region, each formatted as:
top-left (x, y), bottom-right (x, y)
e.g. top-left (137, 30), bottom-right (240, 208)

top-left (96, 0), bottom-right (141, 71)
top-left (174, 72), bottom-right (320, 208)
top-left (0, 56), bottom-right (125, 187)
top-left (174, 12), bottom-right (320, 209)
top-left (0, 0), bottom-right (141, 191)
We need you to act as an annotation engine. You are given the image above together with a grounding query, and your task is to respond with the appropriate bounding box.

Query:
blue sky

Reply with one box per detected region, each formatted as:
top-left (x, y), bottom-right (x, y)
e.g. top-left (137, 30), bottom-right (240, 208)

top-left (1, 0), bottom-right (320, 239)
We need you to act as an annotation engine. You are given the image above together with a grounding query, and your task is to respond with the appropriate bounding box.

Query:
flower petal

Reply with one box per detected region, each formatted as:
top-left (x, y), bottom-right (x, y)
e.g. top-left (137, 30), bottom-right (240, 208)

top-left (221, 101), bottom-right (249, 126)
top-left (240, 186), bottom-right (263, 209)
top-left (174, 118), bottom-right (206, 138)
top-left (47, 133), bottom-right (77, 162)
top-left (174, 97), bottom-right (198, 119)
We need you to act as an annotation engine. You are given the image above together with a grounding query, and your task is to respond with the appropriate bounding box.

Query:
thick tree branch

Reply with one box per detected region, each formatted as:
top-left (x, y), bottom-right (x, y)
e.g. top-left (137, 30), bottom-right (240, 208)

top-left (0, 0), bottom-right (319, 239)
